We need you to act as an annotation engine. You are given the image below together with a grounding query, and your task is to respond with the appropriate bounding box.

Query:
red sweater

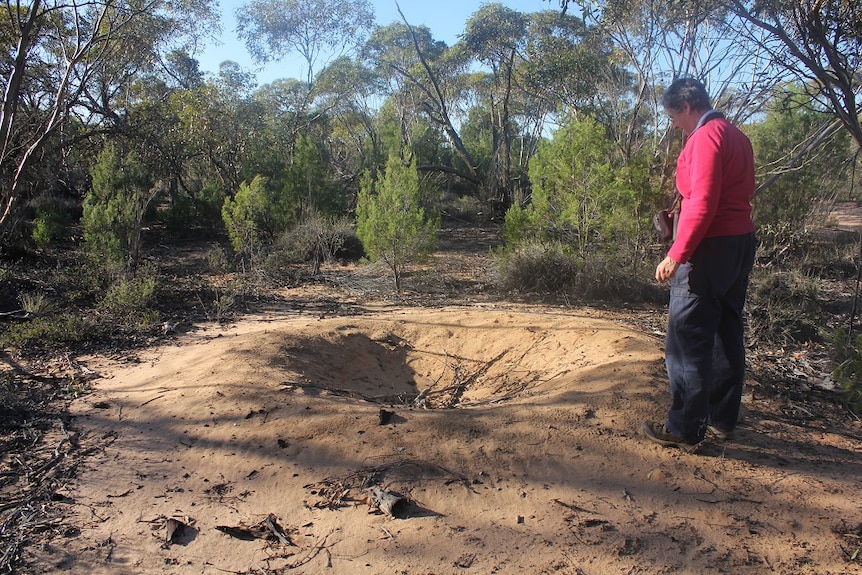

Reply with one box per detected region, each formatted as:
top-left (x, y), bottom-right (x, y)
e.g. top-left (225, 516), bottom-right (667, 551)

top-left (668, 115), bottom-right (756, 264)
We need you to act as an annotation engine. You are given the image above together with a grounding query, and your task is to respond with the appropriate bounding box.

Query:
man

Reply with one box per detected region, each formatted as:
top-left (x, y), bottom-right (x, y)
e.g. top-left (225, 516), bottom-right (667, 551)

top-left (643, 78), bottom-right (757, 450)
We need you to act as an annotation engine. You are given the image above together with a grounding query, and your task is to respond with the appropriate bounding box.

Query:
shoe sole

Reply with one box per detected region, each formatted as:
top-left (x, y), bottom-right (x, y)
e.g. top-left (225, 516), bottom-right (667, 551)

top-left (641, 422), bottom-right (701, 452)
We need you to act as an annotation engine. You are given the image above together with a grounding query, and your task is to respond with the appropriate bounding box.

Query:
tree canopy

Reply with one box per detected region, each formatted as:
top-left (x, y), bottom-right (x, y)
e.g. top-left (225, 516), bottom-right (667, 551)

top-left (1, 0), bottom-right (859, 255)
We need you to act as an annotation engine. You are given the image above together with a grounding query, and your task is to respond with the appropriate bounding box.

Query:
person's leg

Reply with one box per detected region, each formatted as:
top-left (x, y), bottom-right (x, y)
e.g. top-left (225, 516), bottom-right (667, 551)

top-left (709, 234), bottom-right (756, 431)
top-left (664, 262), bottom-right (721, 442)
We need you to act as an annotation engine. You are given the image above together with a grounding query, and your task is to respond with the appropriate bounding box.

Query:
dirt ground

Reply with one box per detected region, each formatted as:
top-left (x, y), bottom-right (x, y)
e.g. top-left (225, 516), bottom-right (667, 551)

top-left (8, 219), bottom-right (862, 575)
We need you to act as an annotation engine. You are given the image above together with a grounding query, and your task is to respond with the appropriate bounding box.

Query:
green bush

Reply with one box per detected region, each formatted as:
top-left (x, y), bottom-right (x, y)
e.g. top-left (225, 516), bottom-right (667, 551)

top-left (222, 175), bottom-right (272, 257)
top-left (205, 243), bottom-right (231, 274)
top-left (31, 207), bottom-right (67, 250)
top-left (283, 134), bottom-right (344, 218)
top-left (82, 144), bottom-right (158, 273)
top-left (517, 116), bottom-right (654, 254)
top-left (356, 155), bottom-right (439, 292)
top-left (99, 274), bottom-right (159, 330)
top-left (196, 182), bottom-right (229, 224)
top-left (0, 313), bottom-right (94, 352)
top-left (502, 203), bottom-right (534, 246)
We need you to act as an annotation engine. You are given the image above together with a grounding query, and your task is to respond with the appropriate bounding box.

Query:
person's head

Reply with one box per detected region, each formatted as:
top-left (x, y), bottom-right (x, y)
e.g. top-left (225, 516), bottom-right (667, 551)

top-left (661, 78), bottom-right (712, 134)
top-left (661, 78), bottom-right (712, 114)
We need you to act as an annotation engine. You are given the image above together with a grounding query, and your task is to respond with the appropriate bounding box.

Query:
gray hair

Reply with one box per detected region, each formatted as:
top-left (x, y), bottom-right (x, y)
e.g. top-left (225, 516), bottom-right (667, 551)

top-left (661, 78), bottom-right (712, 113)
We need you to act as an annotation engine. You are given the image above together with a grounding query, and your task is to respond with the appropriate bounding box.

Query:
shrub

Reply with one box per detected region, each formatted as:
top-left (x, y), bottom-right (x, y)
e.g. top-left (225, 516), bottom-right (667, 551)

top-left (272, 213), bottom-right (354, 275)
top-left (82, 144), bottom-right (158, 274)
top-left (31, 205), bottom-right (69, 250)
top-left (205, 243), bottom-right (231, 274)
top-left (222, 175), bottom-right (272, 258)
top-left (494, 240), bottom-right (663, 303)
top-left (495, 240), bottom-right (579, 294)
top-left (99, 274), bottom-right (159, 331)
top-left (441, 193), bottom-right (484, 223)
top-left (356, 155), bottom-right (439, 292)
top-left (283, 134), bottom-right (344, 218)
top-left (0, 313), bottom-right (94, 352)
top-left (747, 268), bottom-right (822, 345)
top-left (519, 116), bottom-right (655, 255)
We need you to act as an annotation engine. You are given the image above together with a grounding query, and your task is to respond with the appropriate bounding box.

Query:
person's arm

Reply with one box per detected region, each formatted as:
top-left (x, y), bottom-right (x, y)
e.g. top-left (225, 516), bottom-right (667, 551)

top-left (667, 129), bottom-right (723, 264)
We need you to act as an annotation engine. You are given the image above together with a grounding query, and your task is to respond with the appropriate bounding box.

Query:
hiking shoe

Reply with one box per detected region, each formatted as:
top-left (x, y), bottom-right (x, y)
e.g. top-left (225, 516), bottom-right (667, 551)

top-left (707, 425), bottom-right (733, 441)
top-left (641, 421), bottom-right (700, 452)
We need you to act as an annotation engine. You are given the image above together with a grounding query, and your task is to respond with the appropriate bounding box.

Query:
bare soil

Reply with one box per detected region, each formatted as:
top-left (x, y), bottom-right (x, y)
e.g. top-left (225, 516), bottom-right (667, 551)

top-left (4, 221), bottom-right (862, 575)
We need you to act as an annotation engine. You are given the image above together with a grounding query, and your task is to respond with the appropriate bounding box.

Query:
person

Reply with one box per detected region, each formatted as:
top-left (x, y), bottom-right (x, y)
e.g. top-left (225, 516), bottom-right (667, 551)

top-left (642, 77), bottom-right (757, 450)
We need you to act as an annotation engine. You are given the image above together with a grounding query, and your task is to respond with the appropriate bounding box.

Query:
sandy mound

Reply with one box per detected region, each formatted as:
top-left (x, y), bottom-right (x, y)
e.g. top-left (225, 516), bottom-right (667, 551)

top-left (27, 304), bottom-right (862, 574)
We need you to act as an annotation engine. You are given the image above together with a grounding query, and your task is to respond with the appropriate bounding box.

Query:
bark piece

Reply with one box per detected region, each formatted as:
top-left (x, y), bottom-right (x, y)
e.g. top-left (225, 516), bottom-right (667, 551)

top-left (367, 487), bottom-right (408, 518)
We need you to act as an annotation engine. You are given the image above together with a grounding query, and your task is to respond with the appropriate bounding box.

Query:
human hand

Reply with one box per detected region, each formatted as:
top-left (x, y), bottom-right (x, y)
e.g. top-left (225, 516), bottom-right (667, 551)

top-left (655, 256), bottom-right (679, 283)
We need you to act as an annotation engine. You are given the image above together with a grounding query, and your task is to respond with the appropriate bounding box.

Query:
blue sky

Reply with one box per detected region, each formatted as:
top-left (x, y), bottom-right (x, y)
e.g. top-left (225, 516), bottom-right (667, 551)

top-left (196, 0), bottom-right (550, 86)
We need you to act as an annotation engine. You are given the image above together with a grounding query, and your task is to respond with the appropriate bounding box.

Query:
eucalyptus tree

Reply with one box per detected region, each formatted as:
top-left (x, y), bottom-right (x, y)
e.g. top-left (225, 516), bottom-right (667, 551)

top-left (516, 10), bottom-right (617, 204)
top-left (521, 10), bottom-right (609, 120)
top-left (174, 62), bottom-right (264, 197)
top-left (361, 22), bottom-right (463, 173)
top-left (372, 12), bottom-right (485, 193)
top-left (250, 77), bottom-right (315, 178)
top-left (313, 56), bottom-right (383, 192)
top-left (455, 3), bottom-right (528, 210)
top-left (236, 0), bottom-right (375, 88)
top-left (727, 0), bottom-right (862, 152)
top-left (0, 0), bottom-right (218, 234)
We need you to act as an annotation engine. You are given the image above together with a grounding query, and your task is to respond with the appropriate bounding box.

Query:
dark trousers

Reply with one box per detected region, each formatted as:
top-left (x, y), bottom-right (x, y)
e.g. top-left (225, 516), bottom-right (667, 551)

top-left (664, 233), bottom-right (756, 441)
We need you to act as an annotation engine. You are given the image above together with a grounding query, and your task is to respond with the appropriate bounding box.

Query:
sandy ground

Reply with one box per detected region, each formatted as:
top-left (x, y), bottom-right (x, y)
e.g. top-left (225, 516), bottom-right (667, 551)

top-left (24, 295), bottom-right (862, 575)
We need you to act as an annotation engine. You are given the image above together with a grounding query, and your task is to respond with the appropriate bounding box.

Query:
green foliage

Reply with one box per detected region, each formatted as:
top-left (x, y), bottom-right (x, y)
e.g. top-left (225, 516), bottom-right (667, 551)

top-left (30, 198), bottom-right (72, 250)
top-left (356, 155), bottom-right (439, 292)
top-left (99, 274), bottom-right (159, 330)
top-left (221, 175), bottom-right (288, 259)
top-left (199, 182), bottom-right (229, 213)
top-left (158, 182), bottom-right (227, 236)
top-left (82, 144), bottom-right (157, 273)
top-left (505, 115), bottom-right (655, 262)
top-left (502, 203), bottom-right (535, 245)
top-left (497, 116), bottom-right (661, 303)
top-left (205, 243), bottom-right (231, 273)
top-left (222, 142), bottom-right (341, 265)
top-left (237, 0), bottom-right (375, 85)
top-left (283, 134), bottom-right (344, 218)
top-left (522, 10), bottom-right (609, 112)
top-left (0, 314), bottom-right (93, 352)
top-left (748, 86), bottom-right (853, 228)
top-left (831, 329), bottom-right (862, 413)
top-left (31, 215), bottom-right (55, 250)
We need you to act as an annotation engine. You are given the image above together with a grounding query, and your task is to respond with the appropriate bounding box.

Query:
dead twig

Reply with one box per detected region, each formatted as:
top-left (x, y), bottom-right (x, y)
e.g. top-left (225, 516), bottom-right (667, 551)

top-left (284, 530), bottom-right (335, 569)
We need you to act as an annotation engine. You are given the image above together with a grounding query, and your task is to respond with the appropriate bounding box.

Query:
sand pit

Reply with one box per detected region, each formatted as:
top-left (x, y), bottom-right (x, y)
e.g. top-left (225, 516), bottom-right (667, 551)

top-left (27, 304), bottom-right (862, 574)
